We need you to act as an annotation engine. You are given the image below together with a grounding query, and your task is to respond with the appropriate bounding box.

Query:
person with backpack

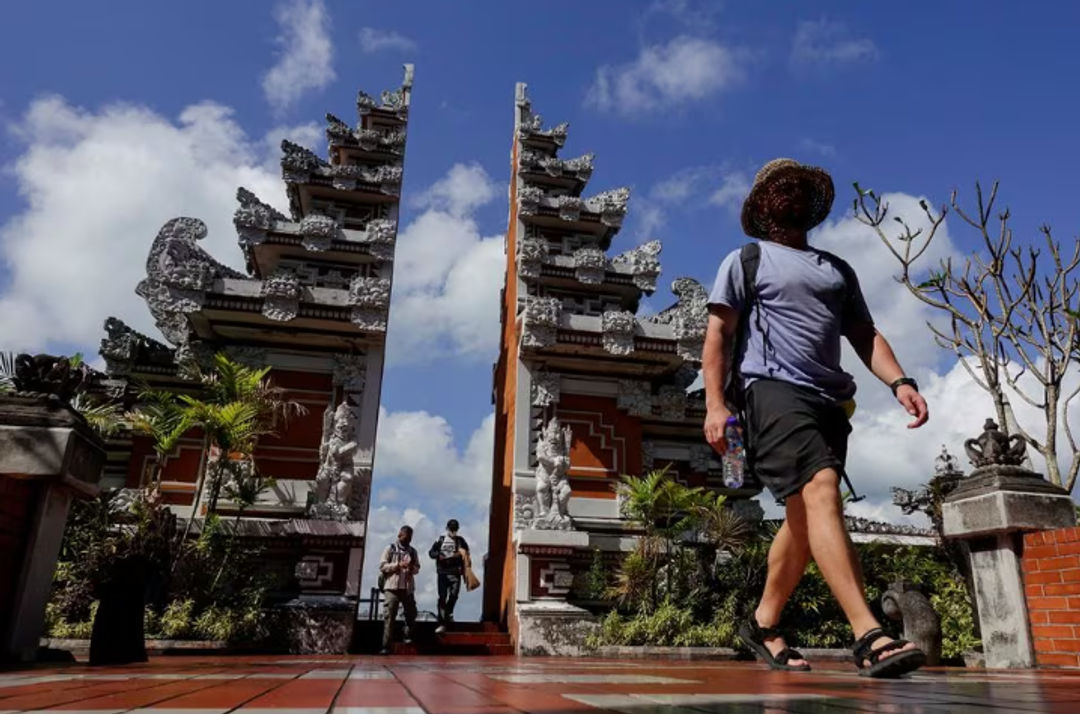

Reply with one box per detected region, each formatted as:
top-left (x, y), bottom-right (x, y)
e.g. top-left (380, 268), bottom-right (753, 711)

top-left (429, 519), bottom-right (469, 634)
top-left (378, 525), bottom-right (420, 654)
top-left (702, 158), bottom-right (930, 679)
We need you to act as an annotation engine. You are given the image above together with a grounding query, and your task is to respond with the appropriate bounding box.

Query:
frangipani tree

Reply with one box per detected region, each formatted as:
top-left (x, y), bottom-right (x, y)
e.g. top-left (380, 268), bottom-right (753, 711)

top-left (854, 182), bottom-right (1080, 492)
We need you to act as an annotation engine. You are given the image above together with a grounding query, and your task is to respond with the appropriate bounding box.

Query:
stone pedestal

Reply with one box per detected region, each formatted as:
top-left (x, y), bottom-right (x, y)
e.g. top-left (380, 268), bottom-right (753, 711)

top-left (943, 465), bottom-right (1077, 669)
top-left (0, 394), bottom-right (104, 663)
top-left (513, 528), bottom-right (596, 655)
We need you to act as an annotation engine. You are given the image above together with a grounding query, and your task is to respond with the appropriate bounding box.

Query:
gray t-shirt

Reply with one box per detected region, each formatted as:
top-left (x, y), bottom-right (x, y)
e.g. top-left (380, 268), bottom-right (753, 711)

top-left (708, 241), bottom-right (874, 402)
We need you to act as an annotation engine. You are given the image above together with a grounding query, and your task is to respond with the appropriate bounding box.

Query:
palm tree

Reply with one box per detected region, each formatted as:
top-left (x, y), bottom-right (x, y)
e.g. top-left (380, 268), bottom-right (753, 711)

top-left (130, 353), bottom-right (305, 546)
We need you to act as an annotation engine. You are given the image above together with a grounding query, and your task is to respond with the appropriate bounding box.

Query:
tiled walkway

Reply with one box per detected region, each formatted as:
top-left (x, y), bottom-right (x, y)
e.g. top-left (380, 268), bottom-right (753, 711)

top-left (1, 656), bottom-right (1079, 713)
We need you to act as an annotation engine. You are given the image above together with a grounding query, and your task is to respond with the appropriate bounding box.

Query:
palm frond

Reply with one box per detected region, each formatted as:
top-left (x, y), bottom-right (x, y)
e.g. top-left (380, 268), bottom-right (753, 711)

top-left (70, 394), bottom-right (128, 437)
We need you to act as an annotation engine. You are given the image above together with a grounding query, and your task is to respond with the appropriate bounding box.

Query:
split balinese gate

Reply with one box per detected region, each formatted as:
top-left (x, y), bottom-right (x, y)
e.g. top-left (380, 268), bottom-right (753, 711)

top-left (484, 84), bottom-right (761, 654)
top-left (95, 67), bottom-right (414, 650)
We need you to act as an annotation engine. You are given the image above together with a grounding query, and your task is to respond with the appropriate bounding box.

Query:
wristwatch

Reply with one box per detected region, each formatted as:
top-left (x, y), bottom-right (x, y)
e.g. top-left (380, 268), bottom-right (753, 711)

top-left (890, 376), bottom-right (918, 396)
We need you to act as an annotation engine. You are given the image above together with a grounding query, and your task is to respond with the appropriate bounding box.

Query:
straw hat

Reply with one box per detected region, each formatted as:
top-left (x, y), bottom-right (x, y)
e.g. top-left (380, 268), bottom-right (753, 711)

top-left (740, 158), bottom-right (835, 239)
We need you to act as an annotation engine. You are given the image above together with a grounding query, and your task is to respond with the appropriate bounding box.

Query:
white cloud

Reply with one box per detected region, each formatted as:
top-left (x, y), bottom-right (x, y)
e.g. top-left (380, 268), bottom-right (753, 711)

top-left (708, 171), bottom-right (751, 212)
top-left (388, 163), bottom-right (504, 363)
top-left (587, 36), bottom-right (745, 115)
top-left (374, 409), bottom-right (494, 508)
top-left (358, 27), bottom-right (417, 54)
top-left (0, 96), bottom-right (291, 353)
top-left (262, 0), bottom-right (335, 113)
top-left (798, 137), bottom-right (837, 158)
top-left (791, 18), bottom-right (879, 68)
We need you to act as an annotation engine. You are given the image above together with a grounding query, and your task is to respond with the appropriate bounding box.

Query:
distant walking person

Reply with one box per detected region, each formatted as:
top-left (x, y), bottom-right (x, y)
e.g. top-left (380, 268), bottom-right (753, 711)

top-left (429, 519), bottom-right (469, 634)
top-left (702, 158), bottom-right (929, 678)
top-left (379, 525), bottom-right (420, 654)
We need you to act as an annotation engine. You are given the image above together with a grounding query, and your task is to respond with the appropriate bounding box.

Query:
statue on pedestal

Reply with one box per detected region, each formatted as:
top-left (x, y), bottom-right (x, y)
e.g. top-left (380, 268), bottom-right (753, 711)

top-left (534, 417), bottom-right (574, 530)
top-left (309, 399), bottom-right (360, 521)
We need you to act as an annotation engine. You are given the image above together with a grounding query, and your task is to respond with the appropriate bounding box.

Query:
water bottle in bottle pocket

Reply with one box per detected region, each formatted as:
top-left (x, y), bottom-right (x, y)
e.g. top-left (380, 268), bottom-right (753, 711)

top-left (722, 416), bottom-right (745, 489)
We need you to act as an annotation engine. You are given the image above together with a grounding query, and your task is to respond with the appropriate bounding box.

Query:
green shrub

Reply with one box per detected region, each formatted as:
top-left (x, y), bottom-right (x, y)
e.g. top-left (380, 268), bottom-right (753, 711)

top-left (159, 599), bottom-right (195, 639)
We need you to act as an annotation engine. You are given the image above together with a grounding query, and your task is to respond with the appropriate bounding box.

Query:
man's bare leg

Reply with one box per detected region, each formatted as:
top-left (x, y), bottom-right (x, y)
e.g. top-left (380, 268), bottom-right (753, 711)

top-left (753, 499), bottom-right (811, 667)
top-left (801, 468), bottom-right (917, 664)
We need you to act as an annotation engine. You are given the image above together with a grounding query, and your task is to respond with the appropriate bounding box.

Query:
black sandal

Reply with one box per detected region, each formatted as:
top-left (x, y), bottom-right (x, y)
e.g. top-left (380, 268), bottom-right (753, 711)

top-left (852, 628), bottom-right (927, 678)
top-left (738, 618), bottom-right (811, 672)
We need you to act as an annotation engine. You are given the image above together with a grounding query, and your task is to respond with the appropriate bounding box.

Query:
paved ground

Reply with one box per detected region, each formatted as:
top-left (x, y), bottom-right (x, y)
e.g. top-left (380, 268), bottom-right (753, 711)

top-left (1, 656), bottom-right (1079, 713)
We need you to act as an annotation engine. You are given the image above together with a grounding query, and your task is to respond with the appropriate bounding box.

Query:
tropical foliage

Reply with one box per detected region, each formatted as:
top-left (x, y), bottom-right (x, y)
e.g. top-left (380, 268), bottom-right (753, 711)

top-left (588, 469), bottom-right (980, 662)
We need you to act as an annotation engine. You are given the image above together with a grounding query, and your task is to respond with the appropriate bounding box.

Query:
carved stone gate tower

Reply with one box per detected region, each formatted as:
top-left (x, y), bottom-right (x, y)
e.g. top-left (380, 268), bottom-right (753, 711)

top-left (97, 67), bottom-right (414, 651)
top-left (485, 84), bottom-right (760, 654)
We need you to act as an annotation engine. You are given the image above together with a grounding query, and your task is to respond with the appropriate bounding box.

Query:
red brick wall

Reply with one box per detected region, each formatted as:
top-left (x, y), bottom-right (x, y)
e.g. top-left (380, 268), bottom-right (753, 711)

top-left (1023, 526), bottom-right (1080, 668)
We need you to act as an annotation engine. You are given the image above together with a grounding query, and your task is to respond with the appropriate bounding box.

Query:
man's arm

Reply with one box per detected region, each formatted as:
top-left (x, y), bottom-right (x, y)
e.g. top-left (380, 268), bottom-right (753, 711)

top-left (703, 304), bottom-right (738, 452)
top-left (846, 323), bottom-right (928, 429)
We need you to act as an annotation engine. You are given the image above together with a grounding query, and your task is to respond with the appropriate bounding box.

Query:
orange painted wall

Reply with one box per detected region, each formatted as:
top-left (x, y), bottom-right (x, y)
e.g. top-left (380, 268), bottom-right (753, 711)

top-left (557, 393), bottom-right (642, 498)
top-left (484, 132), bottom-right (520, 626)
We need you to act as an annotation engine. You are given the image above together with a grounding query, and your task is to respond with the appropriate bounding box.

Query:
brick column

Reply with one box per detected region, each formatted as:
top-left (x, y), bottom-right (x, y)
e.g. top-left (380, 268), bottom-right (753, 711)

top-left (1022, 527), bottom-right (1080, 668)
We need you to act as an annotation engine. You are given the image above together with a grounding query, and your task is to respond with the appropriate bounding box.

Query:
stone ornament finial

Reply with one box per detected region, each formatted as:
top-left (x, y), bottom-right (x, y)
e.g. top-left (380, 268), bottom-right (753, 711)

top-left (964, 418), bottom-right (1027, 468)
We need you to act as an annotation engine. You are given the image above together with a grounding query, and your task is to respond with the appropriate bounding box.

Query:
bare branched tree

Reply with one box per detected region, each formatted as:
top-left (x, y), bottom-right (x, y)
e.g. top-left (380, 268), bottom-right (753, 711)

top-left (853, 182), bottom-right (1080, 493)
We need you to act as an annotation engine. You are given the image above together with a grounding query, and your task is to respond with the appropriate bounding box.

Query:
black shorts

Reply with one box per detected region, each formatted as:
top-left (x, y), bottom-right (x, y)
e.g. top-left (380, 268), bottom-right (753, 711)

top-left (744, 379), bottom-right (851, 504)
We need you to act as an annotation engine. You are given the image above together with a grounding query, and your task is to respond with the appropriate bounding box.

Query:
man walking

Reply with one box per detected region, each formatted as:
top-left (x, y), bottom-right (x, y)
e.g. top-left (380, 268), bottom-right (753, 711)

top-left (702, 158), bottom-right (929, 678)
top-left (429, 519), bottom-right (469, 634)
top-left (379, 525), bottom-right (420, 654)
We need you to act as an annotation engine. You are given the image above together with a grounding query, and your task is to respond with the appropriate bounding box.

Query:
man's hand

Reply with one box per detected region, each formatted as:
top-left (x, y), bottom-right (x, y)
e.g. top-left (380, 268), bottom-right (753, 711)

top-left (704, 407), bottom-right (732, 454)
top-left (896, 385), bottom-right (928, 428)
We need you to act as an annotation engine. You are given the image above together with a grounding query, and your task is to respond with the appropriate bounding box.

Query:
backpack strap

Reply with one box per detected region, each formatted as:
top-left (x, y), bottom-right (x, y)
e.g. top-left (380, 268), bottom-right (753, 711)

top-left (725, 242), bottom-right (761, 413)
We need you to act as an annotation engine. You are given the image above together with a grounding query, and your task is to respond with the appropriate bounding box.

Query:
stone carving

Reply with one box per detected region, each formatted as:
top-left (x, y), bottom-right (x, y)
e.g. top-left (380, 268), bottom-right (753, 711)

top-left (520, 150), bottom-right (594, 181)
top-left (601, 310), bottom-right (637, 355)
top-left (612, 240), bottom-right (662, 293)
top-left (521, 297), bottom-right (562, 349)
top-left (309, 399), bottom-right (364, 521)
top-left (348, 277), bottom-right (391, 332)
top-left (298, 213), bottom-right (343, 251)
top-left (136, 217), bottom-right (245, 346)
top-left (934, 445), bottom-right (963, 476)
top-left (325, 112), bottom-right (353, 143)
top-left (356, 81), bottom-right (410, 116)
top-left (348, 276), bottom-right (391, 309)
top-left (573, 247), bottom-right (607, 285)
top-left (517, 185), bottom-right (545, 216)
top-left (10, 353), bottom-right (90, 401)
top-left (362, 219), bottom-right (398, 260)
top-left (556, 195), bottom-right (584, 222)
top-left (281, 139), bottom-right (327, 182)
top-left (514, 491), bottom-right (537, 530)
top-left (234, 187), bottom-right (287, 246)
top-left (658, 385), bottom-right (687, 420)
top-left (587, 187), bottom-right (631, 227)
top-left (531, 371), bottom-right (561, 407)
top-left (261, 269), bottom-right (302, 321)
top-left (100, 317), bottom-right (176, 376)
top-left (223, 346), bottom-right (268, 369)
top-left (882, 581), bottom-right (942, 666)
top-left (690, 444), bottom-right (715, 473)
top-left (731, 499), bottom-right (765, 523)
top-left (641, 440), bottom-right (657, 472)
top-left (516, 84), bottom-right (569, 146)
top-left (327, 164), bottom-right (403, 193)
top-left (965, 418), bottom-right (1027, 467)
top-left (518, 235), bottom-right (548, 279)
top-left (671, 278), bottom-right (709, 362)
top-left (617, 380), bottom-right (652, 417)
top-left (332, 354), bottom-right (367, 394)
top-left (534, 417), bottom-right (574, 530)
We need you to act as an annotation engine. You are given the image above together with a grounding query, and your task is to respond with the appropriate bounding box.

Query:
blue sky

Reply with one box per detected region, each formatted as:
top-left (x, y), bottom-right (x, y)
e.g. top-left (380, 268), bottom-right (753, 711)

top-left (3, 0), bottom-right (1080, 618)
